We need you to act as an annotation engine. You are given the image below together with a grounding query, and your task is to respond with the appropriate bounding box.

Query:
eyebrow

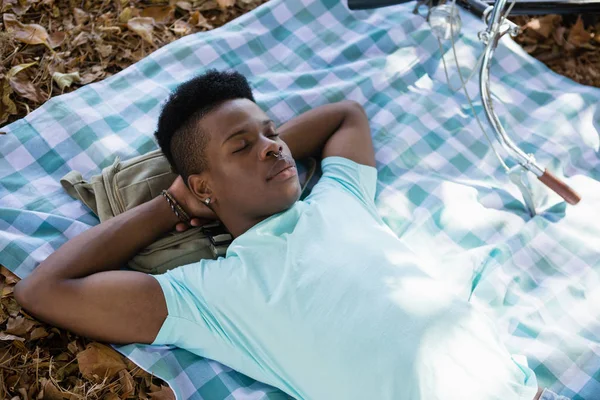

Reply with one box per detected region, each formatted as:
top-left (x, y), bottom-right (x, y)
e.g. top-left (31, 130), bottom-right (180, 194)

top-left (222, 119), bottom-right (274, 145)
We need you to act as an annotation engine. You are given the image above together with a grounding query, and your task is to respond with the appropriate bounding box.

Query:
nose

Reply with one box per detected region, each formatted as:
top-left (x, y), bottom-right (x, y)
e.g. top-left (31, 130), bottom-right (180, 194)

top-left (260, 138), bottom-right (283, 160)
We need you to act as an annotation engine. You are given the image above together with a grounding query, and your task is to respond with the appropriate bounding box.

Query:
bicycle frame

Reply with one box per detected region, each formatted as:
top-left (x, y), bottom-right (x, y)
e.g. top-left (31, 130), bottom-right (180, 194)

top-left (475, 0), bottom-right (580, 205)
top-left (348, 0), bottom-right (582, 209)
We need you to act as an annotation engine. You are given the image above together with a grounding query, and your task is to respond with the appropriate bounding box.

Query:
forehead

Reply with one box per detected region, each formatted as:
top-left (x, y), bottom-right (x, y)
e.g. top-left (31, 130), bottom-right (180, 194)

top-left (200, 98), bottom-right (268, 139)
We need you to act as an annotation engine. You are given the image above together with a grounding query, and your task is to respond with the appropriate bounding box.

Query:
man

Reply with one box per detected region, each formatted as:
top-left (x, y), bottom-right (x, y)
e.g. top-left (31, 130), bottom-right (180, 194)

top-left (15, 69), bottom-right (553, 399)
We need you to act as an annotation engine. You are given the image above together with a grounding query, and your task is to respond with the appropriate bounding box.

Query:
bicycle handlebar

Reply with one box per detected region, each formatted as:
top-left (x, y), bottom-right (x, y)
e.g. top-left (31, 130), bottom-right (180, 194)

top-left (538, 169), bottom-right (581, 205)
top-left (455, 0), bottom-right (490, 17)
top-left (348, 0), bottom-right (412, 10)
top-left (349, 0), bottom-right (600, 15)
top-left (348, 0), bottom-right (490, 18)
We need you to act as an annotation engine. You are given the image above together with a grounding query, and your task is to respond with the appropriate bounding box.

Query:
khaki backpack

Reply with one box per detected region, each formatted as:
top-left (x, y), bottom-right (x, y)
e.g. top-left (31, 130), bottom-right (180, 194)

top-left (60, 149), bottom-right (316, 274)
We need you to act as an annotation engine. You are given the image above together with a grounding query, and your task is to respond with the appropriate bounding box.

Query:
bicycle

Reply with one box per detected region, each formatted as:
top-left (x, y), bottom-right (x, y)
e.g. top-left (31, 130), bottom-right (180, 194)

top-left (348, 0), bottom-right (596, 216)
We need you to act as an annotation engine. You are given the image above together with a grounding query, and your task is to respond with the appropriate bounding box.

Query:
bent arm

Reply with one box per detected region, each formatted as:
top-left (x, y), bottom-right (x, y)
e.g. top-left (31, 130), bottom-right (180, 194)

top-left (14, 196), bottom-right (179, 344)
top-left (278, 100), bottom-right (375, 167)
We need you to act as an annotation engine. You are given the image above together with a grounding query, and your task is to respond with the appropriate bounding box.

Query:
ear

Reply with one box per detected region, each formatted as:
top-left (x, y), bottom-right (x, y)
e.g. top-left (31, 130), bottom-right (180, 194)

top-left (187, 173), bottom-right (213, 204)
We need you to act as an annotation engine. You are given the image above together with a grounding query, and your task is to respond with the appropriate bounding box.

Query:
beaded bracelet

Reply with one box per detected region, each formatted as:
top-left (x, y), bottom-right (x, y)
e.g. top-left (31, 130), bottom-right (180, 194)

top-left (161, 189), bottom-right (191, 224)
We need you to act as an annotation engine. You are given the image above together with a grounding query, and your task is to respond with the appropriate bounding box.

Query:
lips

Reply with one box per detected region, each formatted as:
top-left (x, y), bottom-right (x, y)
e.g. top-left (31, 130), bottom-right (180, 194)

top-left (267, 159), bottom-right (295, 181)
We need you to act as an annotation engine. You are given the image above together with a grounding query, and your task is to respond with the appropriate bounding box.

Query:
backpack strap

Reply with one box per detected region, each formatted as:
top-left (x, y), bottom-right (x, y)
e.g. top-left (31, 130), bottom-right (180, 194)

top-left (59, 171), bottom-right (99, 216)
top-left (300, 157), bottom-right (317, 195)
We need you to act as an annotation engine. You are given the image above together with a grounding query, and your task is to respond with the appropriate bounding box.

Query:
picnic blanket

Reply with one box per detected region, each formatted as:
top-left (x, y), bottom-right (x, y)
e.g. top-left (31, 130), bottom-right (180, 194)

top-left (2, 0), bottom-right (600, 398)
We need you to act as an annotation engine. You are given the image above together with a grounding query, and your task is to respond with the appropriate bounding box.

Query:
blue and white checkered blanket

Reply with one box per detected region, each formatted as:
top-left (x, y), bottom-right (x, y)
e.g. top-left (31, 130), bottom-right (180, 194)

top-left (1, 0), bottom-right (600, 398)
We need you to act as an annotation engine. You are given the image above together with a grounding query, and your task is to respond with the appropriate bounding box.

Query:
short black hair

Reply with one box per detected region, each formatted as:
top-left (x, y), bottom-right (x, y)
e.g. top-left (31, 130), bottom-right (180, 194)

top-left (154, 68), bottom-right (256, 185)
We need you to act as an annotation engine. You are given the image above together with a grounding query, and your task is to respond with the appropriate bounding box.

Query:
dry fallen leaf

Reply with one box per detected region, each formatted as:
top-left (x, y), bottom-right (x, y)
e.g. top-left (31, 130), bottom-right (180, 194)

top-left (1, 284), bottom-right (13, 298)
top-left (6, 62), bottom-right (37, 79)
top-left (567, 16), bottom-right (592, 47)
top-left (40, 377), bottom-right (67, 400)
top-left (216, 0), bottom-right (236, 9)
top-left (97, 25), bottom-right (122, 35)
top-left (140, 5), bottom-right (175, 24)
top-left (73, 7), bottom-right (90, 25)
top-left (173, 20), bottom-right (193, 36)
top-left (4, 297), bottom-right (21, 317)
top-left (68, 340), bottom-right (83, 356)
top-left (0, 332), bottom-right (25, 341)
top-left (149, 385), bottom-right (176, 400)
top-left (127, 17), bottom-right (155, 44)
top-left (9, 76), bottom-right (46, 103)
top-left (48, 31), bottom-right (66, 49)
top-left (7, 62), bottom-right (46, 103)
top-left (2, 0), bottom-right (31, 15)
top-left (176, 1), bottom-right (193, 11)
top-left (29, 326), bottom-right (49, 340)
top-left (1, 265), bottom-right (20, 284)
top-left (189, 10), bottom-right (213, 29)
top-left (5, 315), bottom-right (38, 336)
top-left (196, 0), bottom-right (220, 11)
top-left (52, 71), bottom-right (82, 90)
top-left (119, 369), bottom-right (135, 397)
top-left (97, 44), bottom-right (113, 58)
top-left (0, 78), bottom-right (18, 124)
top-left (80, 70), bottom-right (106, 85)
top-left (76, 342), bottom-right (127, 382)
top-left (552, 26), bottom-right (567, 47)
top-left (524, 15), bottom-right (561, 39)
top-left (3, 13), bottom-right (49, 45)
top-left (71, 31), bottom-right (91, 47)
top-left (118, 6), bottom-right (137, 23)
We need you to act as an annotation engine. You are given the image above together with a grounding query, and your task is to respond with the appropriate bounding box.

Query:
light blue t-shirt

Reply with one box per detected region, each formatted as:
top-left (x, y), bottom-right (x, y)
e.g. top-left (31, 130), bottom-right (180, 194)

top-left (152, 156), bottom-right (538, 400)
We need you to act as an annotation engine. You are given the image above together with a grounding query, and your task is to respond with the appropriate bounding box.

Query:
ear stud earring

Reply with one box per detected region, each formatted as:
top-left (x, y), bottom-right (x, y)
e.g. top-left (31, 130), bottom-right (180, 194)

top-left (204, 198), bottom-right (211, 205)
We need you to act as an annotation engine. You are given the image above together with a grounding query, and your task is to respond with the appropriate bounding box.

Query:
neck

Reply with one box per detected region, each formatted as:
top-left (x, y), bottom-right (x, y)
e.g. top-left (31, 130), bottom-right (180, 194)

top-left (215, 211), bottom-right (271, 239)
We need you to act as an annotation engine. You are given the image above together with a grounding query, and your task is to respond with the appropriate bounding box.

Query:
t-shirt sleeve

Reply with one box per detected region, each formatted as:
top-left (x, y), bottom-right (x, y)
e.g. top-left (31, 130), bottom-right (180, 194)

top-left (151, 259), bottom-right (227, 350)
top-left (307, 156), bottom-right (378, 207)
top-left (150, 258), bottom-right (279, 388)
top-left (150, 257), bottom-right (287, 390)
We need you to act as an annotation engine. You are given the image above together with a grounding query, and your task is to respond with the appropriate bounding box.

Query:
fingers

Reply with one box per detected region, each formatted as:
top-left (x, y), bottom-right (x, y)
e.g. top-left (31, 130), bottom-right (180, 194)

top-left (174, 218), bottom-right (210, 232)
top-left (190, 218), bottom-right (201, 226)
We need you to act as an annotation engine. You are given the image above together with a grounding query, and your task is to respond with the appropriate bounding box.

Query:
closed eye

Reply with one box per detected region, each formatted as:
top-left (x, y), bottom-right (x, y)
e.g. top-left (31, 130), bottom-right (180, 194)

top-left (233, 144), bottom-right (249, 154)
top-left (232, 132), bottom-right (279, 154)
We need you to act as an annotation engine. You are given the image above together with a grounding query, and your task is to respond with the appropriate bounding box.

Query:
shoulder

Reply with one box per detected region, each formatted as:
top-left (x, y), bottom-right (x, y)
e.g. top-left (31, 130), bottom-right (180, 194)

top-left (311, 156), bottom-right (377, 198)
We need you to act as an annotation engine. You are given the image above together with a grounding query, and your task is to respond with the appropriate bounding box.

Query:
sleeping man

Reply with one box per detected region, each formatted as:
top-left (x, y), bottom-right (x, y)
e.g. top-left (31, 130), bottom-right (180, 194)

top-left (16, 69), bottom-right (559, 399)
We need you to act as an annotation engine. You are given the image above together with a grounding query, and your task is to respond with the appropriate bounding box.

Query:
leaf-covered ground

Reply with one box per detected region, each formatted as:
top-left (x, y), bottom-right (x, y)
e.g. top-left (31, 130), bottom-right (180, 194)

top-left (1, 1), bottom-right (599, 399)
top-left (0, 267), bottom-right (176, 399)
top-left (512, 14), bottom-right (600, 87)
top-left (0, 0), bottom-right (268, 127)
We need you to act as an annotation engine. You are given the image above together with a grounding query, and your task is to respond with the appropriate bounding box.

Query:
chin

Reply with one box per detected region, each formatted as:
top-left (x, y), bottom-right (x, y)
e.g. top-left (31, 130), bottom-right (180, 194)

top-left (274, 180), bottom-right (302, 212)
top-left (289, 179), bottom-right (303, 202)
top-left (282, 185), bottom-right (302, 208)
